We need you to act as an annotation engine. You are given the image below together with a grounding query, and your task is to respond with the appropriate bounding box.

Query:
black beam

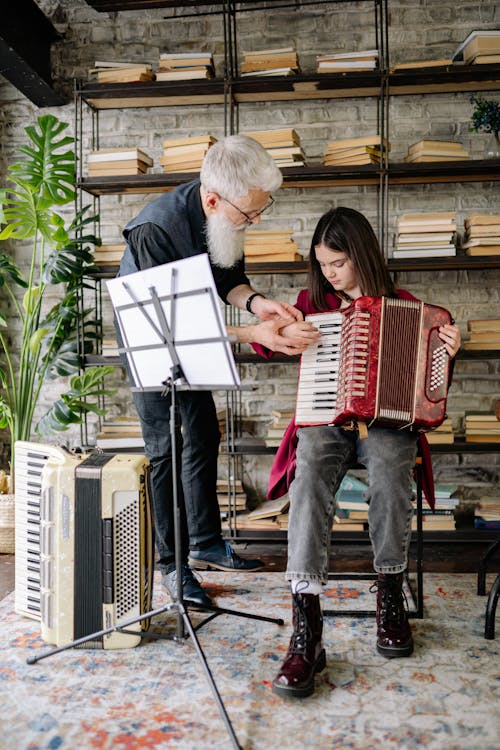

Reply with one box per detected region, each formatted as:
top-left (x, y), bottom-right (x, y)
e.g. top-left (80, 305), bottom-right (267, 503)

top-left (0, 0), bottom-right (65, 107)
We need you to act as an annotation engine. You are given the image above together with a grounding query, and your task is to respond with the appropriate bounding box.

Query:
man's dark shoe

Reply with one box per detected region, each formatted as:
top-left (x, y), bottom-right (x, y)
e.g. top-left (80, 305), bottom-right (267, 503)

top-left (272, 592), bottom-right (326, 698)
top-left (376, 572), bottom-right (414, 658)
top-left (162, 564), bottom-right (212, 609)
top-left (189, 541), bottom-right (265, 572)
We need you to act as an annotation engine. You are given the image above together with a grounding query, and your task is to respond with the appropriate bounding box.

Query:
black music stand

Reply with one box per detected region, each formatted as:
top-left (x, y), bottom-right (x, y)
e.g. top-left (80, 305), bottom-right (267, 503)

top-left (28, 256), bottom-right (283, 750)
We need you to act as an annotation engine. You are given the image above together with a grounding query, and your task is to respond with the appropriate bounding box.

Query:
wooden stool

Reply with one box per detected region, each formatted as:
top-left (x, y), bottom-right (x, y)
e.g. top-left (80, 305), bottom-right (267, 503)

top-left (324, 456), bottom-right (424, 620)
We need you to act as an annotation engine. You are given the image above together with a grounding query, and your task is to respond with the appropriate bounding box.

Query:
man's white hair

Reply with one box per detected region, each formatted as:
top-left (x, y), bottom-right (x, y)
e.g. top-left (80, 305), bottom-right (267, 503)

top-left (200, 134), bottom-right (283, 199)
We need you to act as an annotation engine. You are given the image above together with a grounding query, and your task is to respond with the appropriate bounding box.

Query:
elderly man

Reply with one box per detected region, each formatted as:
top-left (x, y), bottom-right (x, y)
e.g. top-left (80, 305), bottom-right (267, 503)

top-left (118, 135), bottom-right (317, 608)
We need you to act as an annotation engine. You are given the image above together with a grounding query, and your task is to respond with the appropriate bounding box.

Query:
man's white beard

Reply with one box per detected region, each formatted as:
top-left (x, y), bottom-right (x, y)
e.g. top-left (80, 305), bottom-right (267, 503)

top-left (205, 213), bottom-right (246, 268)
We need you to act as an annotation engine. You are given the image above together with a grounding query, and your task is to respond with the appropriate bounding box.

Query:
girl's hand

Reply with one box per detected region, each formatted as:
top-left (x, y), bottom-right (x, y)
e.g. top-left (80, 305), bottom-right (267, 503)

top-left (438, 323), bottom-right (461, 357)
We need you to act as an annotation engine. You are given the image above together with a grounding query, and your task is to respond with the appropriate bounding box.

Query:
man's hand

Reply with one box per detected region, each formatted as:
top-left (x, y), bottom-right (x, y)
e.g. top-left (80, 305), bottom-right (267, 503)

top-left (251, 296), bottom-right (303, 322)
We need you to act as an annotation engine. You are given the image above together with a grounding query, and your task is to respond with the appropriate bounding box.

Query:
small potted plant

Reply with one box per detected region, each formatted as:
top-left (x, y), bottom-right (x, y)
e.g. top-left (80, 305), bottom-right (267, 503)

top-left (470, 95), bottom-right (500, 157)
top-left (0, 114), bottom-right (115, 487)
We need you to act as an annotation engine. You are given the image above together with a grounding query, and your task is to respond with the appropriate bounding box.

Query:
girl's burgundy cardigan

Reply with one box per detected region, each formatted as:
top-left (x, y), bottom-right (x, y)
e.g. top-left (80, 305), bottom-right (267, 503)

top-left (252, 288), bottom-right (445, 510)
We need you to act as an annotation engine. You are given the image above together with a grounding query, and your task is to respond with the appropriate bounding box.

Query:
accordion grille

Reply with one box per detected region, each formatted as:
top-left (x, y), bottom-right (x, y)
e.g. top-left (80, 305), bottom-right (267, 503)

top-left (115, 498), bottom-right (140, 620)
top-left (377, 299), bottom-right (421, 422)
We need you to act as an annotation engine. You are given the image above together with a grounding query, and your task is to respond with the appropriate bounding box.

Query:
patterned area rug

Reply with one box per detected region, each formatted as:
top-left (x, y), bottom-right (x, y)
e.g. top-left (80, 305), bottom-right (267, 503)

top-left (1, 572), bottom-right (499, 750)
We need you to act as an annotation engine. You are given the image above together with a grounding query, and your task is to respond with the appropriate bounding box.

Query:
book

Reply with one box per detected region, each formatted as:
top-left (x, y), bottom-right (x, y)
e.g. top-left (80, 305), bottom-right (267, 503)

top-left (465, 330), bottom-right (500, 342)
top-left (397, 232), bottom-right (455, 243)
top-left (162, 135), bottom-right (217, 149)
top-left (408, 139), bottom-right (467, 155)
top-left (465, 212), bottom-right (500, 226)
top-left (317, 49), bottom-right (378, 61)
top-left (452, 30), bottom-right (500, 62)
top-left (397, 212), bottom-right (456, 224)
top-left (463, 34), bottom-right (500, 64)
top-left (89, 148), bottom-right (153, 165)
top-left (95, 435), bottom-right (145, 448)
top-left (471, 53), bottom-right (500, 64)
top-left (392, 247), bottom-right (456, 258)
top-left (240, 67), bottom-right (298, 77)
top-left (391, 58), bottom-right (453, 70)
top-left (247, 496), bottom-right (290, 520)
top-left (243, 128), bottom-right (300, 146)
top-left (325, 134), bottom-right (389, 151)
top-left (93, 68), bottom-right (155, 84)
top-left (94, 60), bottom-right (152, 68)
top-left (247, 252), bottom-right (302, 263)
top-left (467, 318), bottom-right (500, 332)
top-left (317, 60), bottom-right (378, 70)
top-left (156, 69), bottom-right (214, 81)
top-left (323, 153), bottom-right (381, 166)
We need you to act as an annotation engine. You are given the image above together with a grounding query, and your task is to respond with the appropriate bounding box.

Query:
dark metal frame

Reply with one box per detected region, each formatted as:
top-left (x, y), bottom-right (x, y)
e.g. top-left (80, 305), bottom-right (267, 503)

top-left (477, 537), bottom-right (500, 640)
top-left (323, 455), bottom-right (424, 619)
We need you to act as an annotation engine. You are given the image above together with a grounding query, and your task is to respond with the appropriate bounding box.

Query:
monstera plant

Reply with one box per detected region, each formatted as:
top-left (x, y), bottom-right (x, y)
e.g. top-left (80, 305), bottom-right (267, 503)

top-left (0, 114), bottom-right (115, 471)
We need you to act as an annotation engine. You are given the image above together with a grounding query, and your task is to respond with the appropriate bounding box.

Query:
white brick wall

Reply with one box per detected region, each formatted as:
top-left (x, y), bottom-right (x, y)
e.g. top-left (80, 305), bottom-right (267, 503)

top-left (0, 0), bottom-right (498, 497)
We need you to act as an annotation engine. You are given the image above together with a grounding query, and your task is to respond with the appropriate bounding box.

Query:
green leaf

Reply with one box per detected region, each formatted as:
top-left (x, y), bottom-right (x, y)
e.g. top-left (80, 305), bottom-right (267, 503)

top-left (29, 327), bottom-right (50, 354)
top-left (23, 286), bottom-right (41, 314)
top-left (0, 253), bottom-right (27, 289)
top-left (9, 115), bottom-right (75, 206)
top-left (36, 366), bottom-right (116, 435)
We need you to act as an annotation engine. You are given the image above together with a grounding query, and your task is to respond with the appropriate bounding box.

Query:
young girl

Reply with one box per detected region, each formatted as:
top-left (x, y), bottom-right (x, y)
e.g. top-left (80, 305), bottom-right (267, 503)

top-left (254, 207), bottom-right (461, 699)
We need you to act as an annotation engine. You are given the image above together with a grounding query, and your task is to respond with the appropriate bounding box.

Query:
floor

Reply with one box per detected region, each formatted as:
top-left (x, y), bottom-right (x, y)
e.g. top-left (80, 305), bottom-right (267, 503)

top-left (1, 535), bottom-right (496, 601)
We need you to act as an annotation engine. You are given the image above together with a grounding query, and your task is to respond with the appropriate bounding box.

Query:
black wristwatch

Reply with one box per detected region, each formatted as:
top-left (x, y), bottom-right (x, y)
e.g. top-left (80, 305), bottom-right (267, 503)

top-left (246, 292), bottom-right (265, 313)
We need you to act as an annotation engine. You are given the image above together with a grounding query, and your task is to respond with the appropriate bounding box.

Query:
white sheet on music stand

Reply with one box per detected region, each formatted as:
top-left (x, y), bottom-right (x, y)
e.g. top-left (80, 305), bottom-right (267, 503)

top-left (106, 254), bottom-right (240, 389)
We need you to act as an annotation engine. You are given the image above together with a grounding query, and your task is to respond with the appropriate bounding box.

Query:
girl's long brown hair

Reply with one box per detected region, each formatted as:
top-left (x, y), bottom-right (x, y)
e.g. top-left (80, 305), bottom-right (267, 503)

top-left (308, 206), bottom-right (396, 311)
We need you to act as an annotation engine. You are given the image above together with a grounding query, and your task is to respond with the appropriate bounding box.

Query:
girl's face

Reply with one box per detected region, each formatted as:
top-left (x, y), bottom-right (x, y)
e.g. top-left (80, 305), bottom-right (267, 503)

top-left (315, 243), bottom-right (361, 299)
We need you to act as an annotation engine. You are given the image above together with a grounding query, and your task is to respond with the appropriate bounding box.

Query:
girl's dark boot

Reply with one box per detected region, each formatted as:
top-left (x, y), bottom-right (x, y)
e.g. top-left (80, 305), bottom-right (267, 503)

top-left (272, 592), bottom-right (326, 698)
top-left (376, 572), bottom-right (414, 658)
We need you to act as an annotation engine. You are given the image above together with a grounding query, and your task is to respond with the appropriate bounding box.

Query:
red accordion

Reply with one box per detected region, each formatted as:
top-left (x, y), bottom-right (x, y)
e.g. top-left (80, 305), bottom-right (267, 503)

top-left (295, 296), bottom-right (452, 431)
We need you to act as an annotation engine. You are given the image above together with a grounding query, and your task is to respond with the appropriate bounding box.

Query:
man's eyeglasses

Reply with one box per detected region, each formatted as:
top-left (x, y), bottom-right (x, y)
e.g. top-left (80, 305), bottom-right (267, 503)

top-left (220, 195), bottom-right (275, 225)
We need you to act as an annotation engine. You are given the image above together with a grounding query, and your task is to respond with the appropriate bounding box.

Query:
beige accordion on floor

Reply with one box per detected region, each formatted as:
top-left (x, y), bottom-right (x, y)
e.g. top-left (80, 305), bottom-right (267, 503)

top-left (15, 442), bottom-right (154, 649)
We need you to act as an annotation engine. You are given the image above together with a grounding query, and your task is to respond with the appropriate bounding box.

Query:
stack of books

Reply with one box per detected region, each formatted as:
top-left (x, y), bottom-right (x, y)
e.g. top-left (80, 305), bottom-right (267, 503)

top-left (263, 408), bottom-right (294, 447)
top-left (393, 212), bottom-right (457, 259)
top-left (426, 417), bottom-right (455, 444)
top-left (322, 135), bottom-right (389, 166)
top-left (240, 47), bottom-right (300, 77)
top-left (412, 483), bottom-right (460, 531)
top-left (87, 148), bottom-right (153, 177)
top-left (462, 213), bottom-right (500, 256)
top-left (244, 229), bottom-right (301, 264)
top-left (159, 135), bottom-right (217, 173)
top-left (224, 496), bottom-right (290, 532)
top-left (216, 478), bottom-right (248, 516)
top-left (403, 139), bottom-right (470, 163)
top-left (454, 30), bottom-right (500, 65)
top-left (474, 496), bottom-right (500, 530)
top-left (334, 475), bottom-right (369, 532)
top-left (92, 244), bottom-right (126, 266)
top-left (464, 318), bottom-right (500, 350)
top-left (101, 338), bottom-right (120, 358)
top-left (156, 52), bottom-right (215, 81)
top-left (88, 61), bottom-right (155, 83)
top-left (95, 417), bottom-right (144, 449)
top-left (464, 412), bottom-right (500, 442)
top-left (243, 128), bottom-right (305, 167)
top-left (316, 49), bottom-right (378, 73)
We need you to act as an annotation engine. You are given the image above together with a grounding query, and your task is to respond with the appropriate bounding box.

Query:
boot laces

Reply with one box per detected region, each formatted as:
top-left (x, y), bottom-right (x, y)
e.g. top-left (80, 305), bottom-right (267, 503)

top-left (370, 579), bottom-right (409, 622)
top-left (290, 596), bottom-right (311, 656)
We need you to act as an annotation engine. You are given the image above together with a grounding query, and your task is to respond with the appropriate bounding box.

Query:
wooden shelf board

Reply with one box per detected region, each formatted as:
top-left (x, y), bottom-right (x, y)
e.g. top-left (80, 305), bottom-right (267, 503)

top-left (388, 63), bottom-right (500, 95)
top-left (387, 255), bottom-right (500, 271)
top-left (77, 64), bottom-right (500, 110)
top-left (78, 158), bottom-right (500, 196)
top-left (224, 437), bottom-right (500, 455)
